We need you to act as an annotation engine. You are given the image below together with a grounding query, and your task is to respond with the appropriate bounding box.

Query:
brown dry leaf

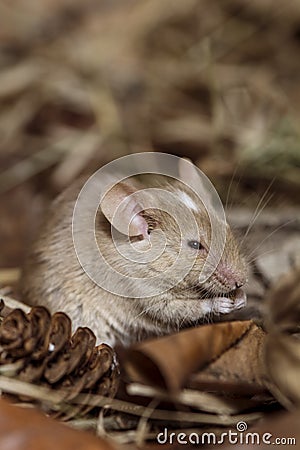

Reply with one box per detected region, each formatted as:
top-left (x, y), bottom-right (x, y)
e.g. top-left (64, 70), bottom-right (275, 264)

top-left (0, 398), bottom-right (119, 450)
top-left (188, 322), bottom-right (267, 395)
top-left (264, 268), bottom-right (300, 408)
top-left (122, 320), bottom-right (252, 391)
top-left (266, 267), bottom-right (300, 333)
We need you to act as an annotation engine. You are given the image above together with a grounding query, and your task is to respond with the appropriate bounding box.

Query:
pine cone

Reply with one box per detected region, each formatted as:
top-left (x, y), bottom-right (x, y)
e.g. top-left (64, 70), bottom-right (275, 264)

top-left (0, 301), bottom-right (119, 420)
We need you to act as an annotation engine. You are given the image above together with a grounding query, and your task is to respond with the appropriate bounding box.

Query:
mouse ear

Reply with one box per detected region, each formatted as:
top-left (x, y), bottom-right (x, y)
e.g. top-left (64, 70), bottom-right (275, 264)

top-left (178, 158), bottom-right (213, 208)
top-left (100, 181), bottom-right (149, 239)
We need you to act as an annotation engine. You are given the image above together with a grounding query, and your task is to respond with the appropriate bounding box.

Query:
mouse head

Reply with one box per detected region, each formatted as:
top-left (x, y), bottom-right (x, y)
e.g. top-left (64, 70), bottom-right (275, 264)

top-left (99, 158), bottom-right (247, 318)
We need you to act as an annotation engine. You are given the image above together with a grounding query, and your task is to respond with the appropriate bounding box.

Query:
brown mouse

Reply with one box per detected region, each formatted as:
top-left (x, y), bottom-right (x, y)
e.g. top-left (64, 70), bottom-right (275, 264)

top-left (22, 157), bottom-right (248, 347)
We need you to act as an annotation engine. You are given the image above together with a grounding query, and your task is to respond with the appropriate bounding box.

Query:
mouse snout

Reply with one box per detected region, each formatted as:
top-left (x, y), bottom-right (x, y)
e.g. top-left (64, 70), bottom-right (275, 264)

top-left (215, 262), bottom-right (247, 292)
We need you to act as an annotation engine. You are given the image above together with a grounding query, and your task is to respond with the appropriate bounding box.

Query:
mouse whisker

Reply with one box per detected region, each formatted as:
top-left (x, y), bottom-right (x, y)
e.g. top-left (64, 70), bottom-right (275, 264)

top-left (240, 179), bottom-right (276, 246)
top-left (245, 218), bottom-right (296, 262)
top-left (245, 249), bottom-right (277, 264)
top-left (225, 164), bottom-right (240, 211)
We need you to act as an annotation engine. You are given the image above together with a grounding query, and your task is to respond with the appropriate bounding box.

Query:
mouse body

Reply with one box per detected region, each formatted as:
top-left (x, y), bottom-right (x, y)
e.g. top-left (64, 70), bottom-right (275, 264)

top-left (22, 160), bottom-right (247, 347)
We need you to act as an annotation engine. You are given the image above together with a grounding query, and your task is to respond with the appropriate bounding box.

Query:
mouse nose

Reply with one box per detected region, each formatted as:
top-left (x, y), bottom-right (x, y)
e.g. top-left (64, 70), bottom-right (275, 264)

top-left (235, 281), bottom-right (244, 289)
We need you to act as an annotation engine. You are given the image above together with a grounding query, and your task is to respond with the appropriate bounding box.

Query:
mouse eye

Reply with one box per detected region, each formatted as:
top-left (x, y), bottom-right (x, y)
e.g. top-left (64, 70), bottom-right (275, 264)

top-left (188, 240), bottom-right (203, 250)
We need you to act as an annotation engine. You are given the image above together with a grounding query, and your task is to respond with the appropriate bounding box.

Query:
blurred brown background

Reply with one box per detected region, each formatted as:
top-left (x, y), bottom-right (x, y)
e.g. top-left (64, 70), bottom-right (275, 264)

top-left (0, 0), bottom-right (299, 277)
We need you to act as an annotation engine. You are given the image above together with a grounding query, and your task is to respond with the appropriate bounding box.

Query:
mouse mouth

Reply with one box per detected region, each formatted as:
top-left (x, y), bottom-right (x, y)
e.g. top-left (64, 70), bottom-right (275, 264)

top-left (214, 287), bottom-right (247, 309)
top-left (211, 288), bottom-right (247, 315)
top-left (195, 286), bottom-right (247, 311)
